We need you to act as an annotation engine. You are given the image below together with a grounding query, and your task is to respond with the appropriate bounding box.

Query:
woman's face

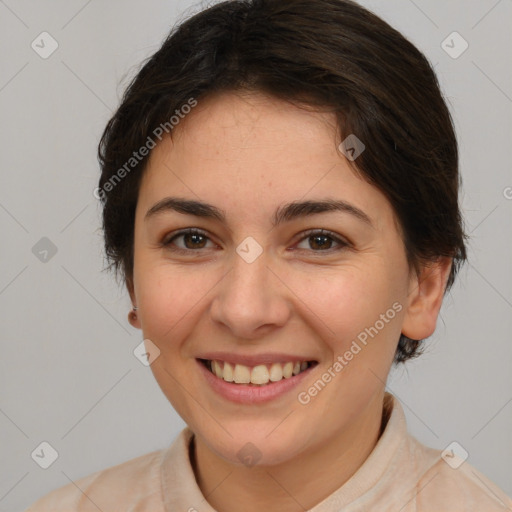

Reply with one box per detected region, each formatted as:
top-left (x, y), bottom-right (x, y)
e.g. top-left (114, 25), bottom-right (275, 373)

top-left (129, 91), bottom-right (432, 467)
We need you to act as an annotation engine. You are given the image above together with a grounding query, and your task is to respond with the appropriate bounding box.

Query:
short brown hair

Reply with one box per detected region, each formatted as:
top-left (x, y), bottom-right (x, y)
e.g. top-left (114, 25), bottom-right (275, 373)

top-left (97, 0), bottom-right (468, 363)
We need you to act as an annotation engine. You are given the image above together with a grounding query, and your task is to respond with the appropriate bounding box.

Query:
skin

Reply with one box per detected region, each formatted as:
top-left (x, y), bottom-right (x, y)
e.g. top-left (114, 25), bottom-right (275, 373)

top-left (127, 91), bottom-right (452, 512)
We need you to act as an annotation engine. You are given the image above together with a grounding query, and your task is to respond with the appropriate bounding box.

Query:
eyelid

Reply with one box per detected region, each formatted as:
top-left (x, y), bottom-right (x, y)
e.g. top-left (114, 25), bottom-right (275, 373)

top-left (161, 227), bottom-right (351, 253)
top-left (162, 227), bottom-right (209, 242)
top-left (293, 228), bottom-right (351, 252)
top-left (162, 228), bottom-right (215, 248)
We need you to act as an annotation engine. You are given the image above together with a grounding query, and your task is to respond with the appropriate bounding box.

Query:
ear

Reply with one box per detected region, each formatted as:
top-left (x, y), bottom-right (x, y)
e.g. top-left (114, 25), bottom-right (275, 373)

top-left (401, 257), bottom-right (452, 341)
top-left (126, 276), bottom-right (142, 330)
top-left (126, 275), bottom-right (135, 304)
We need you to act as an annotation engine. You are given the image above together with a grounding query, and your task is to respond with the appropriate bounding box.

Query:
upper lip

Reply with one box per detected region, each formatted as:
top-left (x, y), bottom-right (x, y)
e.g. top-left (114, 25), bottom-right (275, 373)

top-left (196, 352), bottom-right (317, 367)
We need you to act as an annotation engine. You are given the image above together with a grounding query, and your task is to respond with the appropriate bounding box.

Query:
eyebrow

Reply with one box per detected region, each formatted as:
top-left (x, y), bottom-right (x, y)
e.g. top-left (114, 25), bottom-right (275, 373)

top-left (144, 197), bottom-right (373, 228)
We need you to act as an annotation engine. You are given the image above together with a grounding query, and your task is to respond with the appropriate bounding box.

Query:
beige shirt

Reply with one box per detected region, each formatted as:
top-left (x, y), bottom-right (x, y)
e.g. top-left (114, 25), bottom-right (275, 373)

top-left (26, 393), bottom-right (512, 511)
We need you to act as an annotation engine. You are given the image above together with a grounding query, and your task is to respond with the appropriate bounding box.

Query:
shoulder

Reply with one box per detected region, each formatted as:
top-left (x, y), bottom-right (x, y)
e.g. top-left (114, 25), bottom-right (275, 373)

top-left (24, 448), bottom-right (165, 512)
top-left (408, 437), bottom-right (512, 511)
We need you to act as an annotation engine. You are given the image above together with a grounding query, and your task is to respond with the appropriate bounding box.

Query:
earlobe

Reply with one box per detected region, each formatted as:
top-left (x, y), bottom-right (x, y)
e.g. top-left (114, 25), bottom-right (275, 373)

top-left (401, 257), bottom-right (452, 341)
top-left (128, 307), bottom-right (142, 329)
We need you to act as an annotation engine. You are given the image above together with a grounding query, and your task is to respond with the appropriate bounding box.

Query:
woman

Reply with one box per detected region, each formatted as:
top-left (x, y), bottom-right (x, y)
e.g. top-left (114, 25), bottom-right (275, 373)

top-left (26, 0), bottom-right (512, 510)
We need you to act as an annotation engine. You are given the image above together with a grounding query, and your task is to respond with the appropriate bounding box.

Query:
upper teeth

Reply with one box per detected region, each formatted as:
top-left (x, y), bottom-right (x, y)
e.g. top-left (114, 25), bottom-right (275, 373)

top-left (207, 360), bottom-right (310, 385)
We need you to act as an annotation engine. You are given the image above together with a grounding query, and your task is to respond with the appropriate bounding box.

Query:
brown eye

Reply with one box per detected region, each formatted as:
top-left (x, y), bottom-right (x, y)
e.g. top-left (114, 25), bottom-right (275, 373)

top-left (163, 229), bottom-right (215, 253)
top-left (180, 232), bottom-right (208, 249)
top-left (295, 229), bottom-right (349, 253)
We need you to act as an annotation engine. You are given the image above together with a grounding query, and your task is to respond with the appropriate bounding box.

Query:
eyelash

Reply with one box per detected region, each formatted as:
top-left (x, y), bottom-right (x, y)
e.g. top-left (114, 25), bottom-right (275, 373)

top-left (161, 228), bottom-right (350, 256)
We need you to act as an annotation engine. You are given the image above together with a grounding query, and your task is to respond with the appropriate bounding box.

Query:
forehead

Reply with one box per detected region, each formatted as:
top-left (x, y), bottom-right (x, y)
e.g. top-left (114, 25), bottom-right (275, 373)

top-left (137, 91), bottom-right (395, 233)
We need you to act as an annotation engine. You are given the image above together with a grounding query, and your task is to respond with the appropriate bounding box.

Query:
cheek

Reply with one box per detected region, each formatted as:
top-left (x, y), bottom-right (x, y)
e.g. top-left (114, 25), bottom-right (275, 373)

top-left (135, 263), bottom-right (217, 343)
top-left (288, 261), bottom-right (406, 359)
top-left (301, 262), bottom-right (396, 324)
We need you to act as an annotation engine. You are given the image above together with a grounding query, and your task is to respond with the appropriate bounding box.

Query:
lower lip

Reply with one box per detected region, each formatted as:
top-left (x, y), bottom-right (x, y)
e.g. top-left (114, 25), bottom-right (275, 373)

top-left (196, 359), bottom-right (316, 404)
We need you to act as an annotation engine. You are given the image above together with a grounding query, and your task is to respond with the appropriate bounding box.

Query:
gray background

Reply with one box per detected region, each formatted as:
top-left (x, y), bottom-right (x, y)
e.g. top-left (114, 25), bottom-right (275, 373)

top-left (1, 0), bottom-right (511, 510)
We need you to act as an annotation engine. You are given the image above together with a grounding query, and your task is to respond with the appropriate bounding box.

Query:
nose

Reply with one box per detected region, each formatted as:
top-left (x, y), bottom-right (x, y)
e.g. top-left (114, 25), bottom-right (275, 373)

top-left (209, 247), bottom-right (292, 340)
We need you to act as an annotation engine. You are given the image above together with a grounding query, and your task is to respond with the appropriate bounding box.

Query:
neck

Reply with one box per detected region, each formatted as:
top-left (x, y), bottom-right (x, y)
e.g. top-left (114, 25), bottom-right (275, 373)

top-left (191, 391), bottom-right (386, 512)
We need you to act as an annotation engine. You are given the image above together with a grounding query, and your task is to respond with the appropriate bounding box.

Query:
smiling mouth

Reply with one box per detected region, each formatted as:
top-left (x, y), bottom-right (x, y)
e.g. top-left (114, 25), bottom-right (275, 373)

top-left (198, 358), bottom-right (318, 386)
